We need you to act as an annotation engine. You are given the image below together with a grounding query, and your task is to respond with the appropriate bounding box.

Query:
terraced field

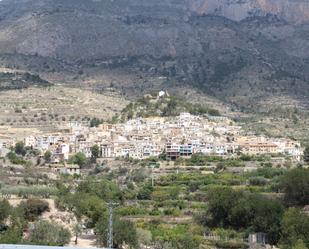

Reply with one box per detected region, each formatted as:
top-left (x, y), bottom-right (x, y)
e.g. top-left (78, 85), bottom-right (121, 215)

top-left (0, 86), bottom-right (128, 132)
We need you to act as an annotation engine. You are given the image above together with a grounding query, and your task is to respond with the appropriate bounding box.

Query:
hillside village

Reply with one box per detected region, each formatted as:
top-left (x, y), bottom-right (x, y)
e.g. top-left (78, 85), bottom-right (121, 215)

top-left (0, 107), bottom-right (303, 173)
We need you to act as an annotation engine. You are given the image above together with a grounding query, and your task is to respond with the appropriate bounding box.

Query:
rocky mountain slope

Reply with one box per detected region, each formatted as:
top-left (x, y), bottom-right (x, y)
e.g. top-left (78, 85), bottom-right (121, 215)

top-left (0, 0), bottom-right (308, 109)
top-left (189, 0), bottom-right (309, 24)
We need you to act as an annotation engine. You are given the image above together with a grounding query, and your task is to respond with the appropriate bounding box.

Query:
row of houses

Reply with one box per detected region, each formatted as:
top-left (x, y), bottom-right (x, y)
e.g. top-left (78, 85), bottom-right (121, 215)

top-left (165, 137), bottom-right (302, 161)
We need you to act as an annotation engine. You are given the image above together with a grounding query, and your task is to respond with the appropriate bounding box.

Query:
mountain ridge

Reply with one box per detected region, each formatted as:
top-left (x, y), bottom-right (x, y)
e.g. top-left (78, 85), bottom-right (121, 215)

top-left (0, 0), bottom-right (308, 109)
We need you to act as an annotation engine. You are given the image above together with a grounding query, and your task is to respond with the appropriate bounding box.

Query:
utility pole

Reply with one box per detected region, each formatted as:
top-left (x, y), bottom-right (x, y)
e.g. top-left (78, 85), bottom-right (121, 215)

top-left (149, 162), bottom-right (156, 187)
top-left (151, 165), bottom-right (154, 187)
top-left (107, 203), bottom-right (113, 249)
top-left (107, 202), bottom-right (118, 249)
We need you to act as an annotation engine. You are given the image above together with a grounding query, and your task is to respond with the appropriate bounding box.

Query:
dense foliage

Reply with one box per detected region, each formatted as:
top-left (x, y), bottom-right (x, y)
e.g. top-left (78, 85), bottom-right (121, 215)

top-left (119, 96), bottom-right (220, 122)
top-left (201, 187), bottom-right (284, 244)
top-left (280, 208), bottom-right (309, 249)
top-left (7, 151), bottom-right (27, 165)
top-left (279, 168), bottom-right (309, 206)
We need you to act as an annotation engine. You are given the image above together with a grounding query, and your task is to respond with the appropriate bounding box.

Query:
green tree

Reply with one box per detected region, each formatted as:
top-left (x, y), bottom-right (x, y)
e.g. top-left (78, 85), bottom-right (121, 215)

top-left (44, 150), bottom-right (52, 163)
top-left (72, 193), bottom-right (106, 227)
top-left (73, 223), bottom-right (82, 245)
top-left (280, 208), bottom-right (309, 249)
top-left (28, 220), bottom-right (71, 246)
top-left (204, 187), bottom-right (284, 244)
top-left (0, 199), bottom-right (11, 223)
top-left (226, 192), bottom-right (284, 244)
top-left (14, 141), bottom-right (26, 156)
top-left (69, 152), bottom-right (87, 167)
top-left (247, 195), bottom-right (283, 244)
top-left (292, 240), bottom-right (308, 249)
top-left (137, 183), bottom-right (153, 200)
top-left (96, 216), bottom-right (138, 248)
top-left (206, 187), bottom-right (243, 227)
top-left (76, 177), bottom-right (123, 202)
top-left (10, 205), bottom-right (28, 231)
top-left (57, 179), bottom-right (121, 228)
top-left (90, 118), bottom-right (102, 127)
top-left (91, 144), bottom-right (100, 160)
top-left (162, 98), bottom-right (178, 116)
top-left (113, 219), bottom-right (138, 248)
top-left (279, 168), bottom-right (309, 206)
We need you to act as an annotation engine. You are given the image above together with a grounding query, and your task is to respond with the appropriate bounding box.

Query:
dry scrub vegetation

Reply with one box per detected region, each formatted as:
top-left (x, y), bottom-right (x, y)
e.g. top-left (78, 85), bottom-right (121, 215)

top-left (0, 86), bottom-right (128, 132)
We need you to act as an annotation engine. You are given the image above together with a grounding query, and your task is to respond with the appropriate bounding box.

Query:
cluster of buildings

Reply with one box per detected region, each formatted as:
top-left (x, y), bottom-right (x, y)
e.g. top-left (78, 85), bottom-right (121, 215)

top-left (0, 113), bottom-right (304, 164)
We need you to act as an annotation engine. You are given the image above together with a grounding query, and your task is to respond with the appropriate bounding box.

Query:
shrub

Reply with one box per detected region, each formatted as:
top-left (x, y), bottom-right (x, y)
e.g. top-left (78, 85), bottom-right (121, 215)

top-left (249, 177), bottom-right (268, 186)
top-left (19, 199), bottom-right (49, 221)
top-left (116, 206), bottom-right (147, 216)
top-left (28, 220), bottom-right (71, 246)
top-left (6, 152), bottom-right (27, 165)
top-left (151, 189), bottom-right (169, 202)
top-left (163, 208), bottom-right (181, 216)
top-left (137, 228), bottom-right (152, 246)
top-left (137, 184), bottom-right (153, 200)
top-left (0, 227), bottom-right (23, 244)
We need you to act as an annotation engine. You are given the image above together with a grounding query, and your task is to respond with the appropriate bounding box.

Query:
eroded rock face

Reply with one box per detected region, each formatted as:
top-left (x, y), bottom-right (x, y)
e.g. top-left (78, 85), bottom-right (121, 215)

top-left (188, 0), bottom-right (309, 24)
